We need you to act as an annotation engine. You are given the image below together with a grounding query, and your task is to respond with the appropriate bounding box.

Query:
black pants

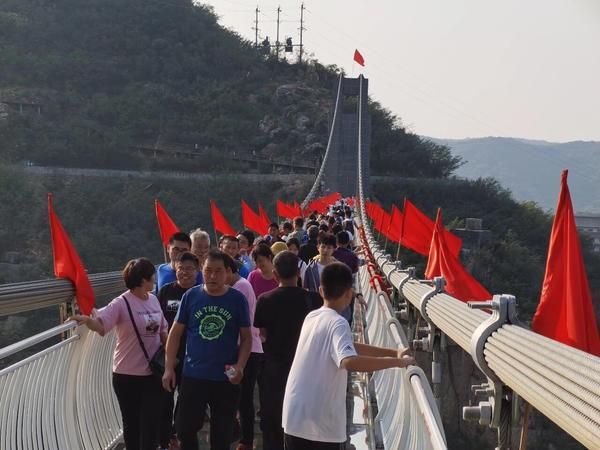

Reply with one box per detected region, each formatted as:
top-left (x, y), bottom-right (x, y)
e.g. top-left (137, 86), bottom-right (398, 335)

top-left (159, 387), bottom-right (176, 447)
top-left (260, 360), bottom-right (292, 450)
top-left (112, 372), bottom-right (162, 450)
top-left (176, 376), bottom-right (241, 450)
top-left (284, 434), bottom-right (346, 450)
top-left (239, 352), bottom-right (263, 446)
top-left (158, 366), bottom-right (183, 447)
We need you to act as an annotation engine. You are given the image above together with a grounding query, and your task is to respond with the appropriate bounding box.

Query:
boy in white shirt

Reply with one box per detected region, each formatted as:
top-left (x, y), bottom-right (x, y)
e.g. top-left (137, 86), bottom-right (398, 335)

top-left (282, 262), bottom-right (415, 449)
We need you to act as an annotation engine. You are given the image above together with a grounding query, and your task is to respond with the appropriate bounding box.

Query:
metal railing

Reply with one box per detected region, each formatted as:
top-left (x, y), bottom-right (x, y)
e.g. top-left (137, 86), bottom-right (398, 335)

top-left (0, 323), bottom-right (121, 449)
top-left (359, 220), bottom-right (600, 449)
top-left (357, 264), bottom-right (447, 450)
top-left (354, 79), bottom-right (600, 448)
top-left (0, 271), bottom-right (124, 317)
top-left (0, 273), bottom-right (125, 449)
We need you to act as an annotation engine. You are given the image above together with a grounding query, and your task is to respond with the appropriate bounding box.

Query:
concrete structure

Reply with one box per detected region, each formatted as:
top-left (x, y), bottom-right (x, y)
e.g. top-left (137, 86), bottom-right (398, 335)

top-left (322, 76), bottom-right (371, 197)
top-left (452, 218), bottom-right (491, 254)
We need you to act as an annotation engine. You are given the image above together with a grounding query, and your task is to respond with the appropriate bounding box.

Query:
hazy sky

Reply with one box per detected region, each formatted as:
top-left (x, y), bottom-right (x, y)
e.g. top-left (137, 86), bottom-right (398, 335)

top-left (206, 0), bottom-right (600, 142)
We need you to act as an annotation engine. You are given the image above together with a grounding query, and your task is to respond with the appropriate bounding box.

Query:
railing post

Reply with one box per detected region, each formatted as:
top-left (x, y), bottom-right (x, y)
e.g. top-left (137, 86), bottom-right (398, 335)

top-left (463, 294), bottom-right (523, 450)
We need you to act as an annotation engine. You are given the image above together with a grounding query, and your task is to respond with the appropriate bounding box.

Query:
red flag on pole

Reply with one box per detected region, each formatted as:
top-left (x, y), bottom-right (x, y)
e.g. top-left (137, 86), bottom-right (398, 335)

top-left (402, 199), bottom-right (462, 257)
top-left (293, 201), bottom-right (302, 217)
top-left (425, 209), bottom-right (491, 302)
top-left (259, 203), bottom-right (271, 225)
top-left (387, 204), bottom-right (404, 243)
top-left (242, 200), bottom-right (269, 235)
top-left (155, 200), bottom-right (180, 246)
top-left (48, 193), bottom-right (95, 315)
top-left (306, 192), bottom-right (342, 215)
top-left (277, 200), bottom-right (302, 220)
top-left (210, 200), bottom-right (236, 236)
top-left (532, 170), bottom-right (600, 356)
top-left (353, 49), bottom-right (365, 66)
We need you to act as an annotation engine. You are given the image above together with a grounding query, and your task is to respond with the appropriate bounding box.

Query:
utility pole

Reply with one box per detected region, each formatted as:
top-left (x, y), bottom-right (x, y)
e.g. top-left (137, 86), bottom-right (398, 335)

top-left (253, 6), bottom-right (259, 47)
top-left (276, 6), bottom-right (281, 60)
top-left (299, 3), bottom-right (305, 63)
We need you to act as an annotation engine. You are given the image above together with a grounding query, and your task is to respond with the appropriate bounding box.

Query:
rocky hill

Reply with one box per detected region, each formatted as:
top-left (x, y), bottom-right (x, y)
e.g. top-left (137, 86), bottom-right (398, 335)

top-left (0, 0), bottom-right (458, 177)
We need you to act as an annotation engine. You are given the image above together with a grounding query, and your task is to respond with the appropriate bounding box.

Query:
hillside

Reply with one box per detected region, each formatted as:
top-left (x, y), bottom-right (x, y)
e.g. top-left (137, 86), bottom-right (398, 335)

top-left (0, 0), bottom-right (458, 178)
top-left (432, 137), bottom-right (600, 212)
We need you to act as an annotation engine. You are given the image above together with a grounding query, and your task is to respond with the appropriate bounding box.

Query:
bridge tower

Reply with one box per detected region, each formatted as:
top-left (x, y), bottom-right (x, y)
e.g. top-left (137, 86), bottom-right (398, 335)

top-left (323, 75), bottom-right (371, 198)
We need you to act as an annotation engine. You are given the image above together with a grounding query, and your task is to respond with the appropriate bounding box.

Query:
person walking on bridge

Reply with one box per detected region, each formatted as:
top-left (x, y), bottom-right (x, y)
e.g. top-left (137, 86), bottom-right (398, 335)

top-left (70, 258), bottom-right (168, 450)
top-left (190, 228), bottom-right (211, 268)
top-left (302, 233), bottom-right (337, 293)
top-left (156, 232), bottom-right (203, 292)
top-left (162, 250), bottom-right (252, 450)
top-left (220, 234), bottom-right (250, 278)
top-left (298, 225), bottom-right (320, 265)
top-left (254, 251), bottom-right (323, 450)
top-left (283, 263), bottom-right (415, 450)
top-left (157, 252), bottom-right (201, 450)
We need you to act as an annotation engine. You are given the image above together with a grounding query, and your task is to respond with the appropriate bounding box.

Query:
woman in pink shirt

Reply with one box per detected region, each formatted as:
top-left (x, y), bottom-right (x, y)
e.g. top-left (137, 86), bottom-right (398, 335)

top-left (247, 244), bottom-right (279, 299)
top-left (71, 258), bottom-right (168, 450)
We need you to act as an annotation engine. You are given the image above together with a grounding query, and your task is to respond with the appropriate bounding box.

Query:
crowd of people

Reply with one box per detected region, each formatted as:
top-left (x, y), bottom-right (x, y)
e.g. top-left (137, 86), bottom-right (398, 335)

top-left (70, 199), bottom-right (415, 450)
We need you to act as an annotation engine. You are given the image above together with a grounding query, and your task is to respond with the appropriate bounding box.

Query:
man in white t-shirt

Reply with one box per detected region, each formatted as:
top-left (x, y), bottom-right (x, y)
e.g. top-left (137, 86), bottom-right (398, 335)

top-left (282, 263), bottom-right (415, 449)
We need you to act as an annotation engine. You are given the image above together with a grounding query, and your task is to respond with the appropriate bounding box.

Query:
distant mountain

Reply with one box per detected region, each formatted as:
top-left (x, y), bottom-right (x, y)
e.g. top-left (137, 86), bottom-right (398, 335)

top-left (431, 137), bottom-right (600, 213)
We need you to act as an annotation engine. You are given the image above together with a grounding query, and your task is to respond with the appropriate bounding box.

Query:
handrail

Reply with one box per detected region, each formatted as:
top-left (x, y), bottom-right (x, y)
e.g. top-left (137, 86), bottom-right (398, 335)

top-left (0, 271), bottom-right (124, 317)
top-left (356, 166), bottom-right (600, 449)
top-left (0, 324), bottom-right (122, 449)
top-left (358, 265), bottom-right (447, 450)
top-left (0, 321), bottom-right (77, 361)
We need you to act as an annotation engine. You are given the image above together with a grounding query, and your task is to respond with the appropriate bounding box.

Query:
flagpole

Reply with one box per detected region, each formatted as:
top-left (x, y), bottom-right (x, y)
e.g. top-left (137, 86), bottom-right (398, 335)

top-left (163, 245), bottom-right (168, 264)
top-left (395, 196), bottom-right (406, 261)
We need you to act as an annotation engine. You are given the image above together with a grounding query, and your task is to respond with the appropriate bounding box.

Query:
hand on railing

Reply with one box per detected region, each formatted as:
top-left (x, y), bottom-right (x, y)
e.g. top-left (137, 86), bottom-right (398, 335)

top-left (67, 314), bottom-right (105, 335)
top-left (397, 347), bottom-right (416, 368)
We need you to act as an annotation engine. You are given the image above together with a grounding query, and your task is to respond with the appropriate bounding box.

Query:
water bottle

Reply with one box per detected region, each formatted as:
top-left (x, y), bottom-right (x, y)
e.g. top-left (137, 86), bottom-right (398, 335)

top-left (224, 364), bottom-right (237, 380)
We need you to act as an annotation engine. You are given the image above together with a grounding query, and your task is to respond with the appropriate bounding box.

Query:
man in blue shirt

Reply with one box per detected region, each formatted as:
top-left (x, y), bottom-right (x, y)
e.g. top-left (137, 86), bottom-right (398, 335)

top-left (163, 250), bottom-right (252, 450)
top-left (156, 232), bottom-right (203, 292)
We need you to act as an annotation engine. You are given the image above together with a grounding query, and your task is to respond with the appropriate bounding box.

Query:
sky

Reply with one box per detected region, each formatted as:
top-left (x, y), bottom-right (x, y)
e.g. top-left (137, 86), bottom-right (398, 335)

top-left (205, 0), bottom-right (600, 142)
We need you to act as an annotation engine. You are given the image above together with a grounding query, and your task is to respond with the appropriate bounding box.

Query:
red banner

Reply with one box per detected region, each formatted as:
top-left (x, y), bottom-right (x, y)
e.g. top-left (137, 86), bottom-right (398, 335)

top-left (532, 170), bottom-right (600, 355)
top-left (277, 200), bottom-right (302, 220)
top-left (48, 194), bottom-right (95, 315)
top-left (210, 200), bottom-right (236, 236)
top-left (155, 200), bottom-right (180, 246)
top-left (402, 199), bottom-right (461, 257)
top-left (425, 209), bottom-right (490, 302)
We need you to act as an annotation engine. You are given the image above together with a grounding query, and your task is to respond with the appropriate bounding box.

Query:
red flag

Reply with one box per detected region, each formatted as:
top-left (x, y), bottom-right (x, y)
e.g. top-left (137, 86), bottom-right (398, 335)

top-left (387, 204), bottom-right (404, 242)
top-left (346, 197), bottom-right (355, 207)
top-left (353, 49), bottom-right (365, 66)
top-left (293, 201), bottom-right (302, 216)
top-left (259, 203), bottom-right (271, 225)
top-left (277, 200), bottom-right (302, 220)
top-left (155, 200), bottom-right (180, 246)
top-left (305, 197), bottom-right (328, 215)
top-left (48, 194), bottom-right (95, 315)
top-left (425, 209), bottom-right (491, 302)
top-left (402, 199), bottom-right (461, 257)
top-left (210, 200), bottom-right (236, 236)
top-left (532, 171), bottom-right (600, 355)
top-left (242, 200), bottom-right (269, 235)
top-left (306, 192), bottom-right (342, 215)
